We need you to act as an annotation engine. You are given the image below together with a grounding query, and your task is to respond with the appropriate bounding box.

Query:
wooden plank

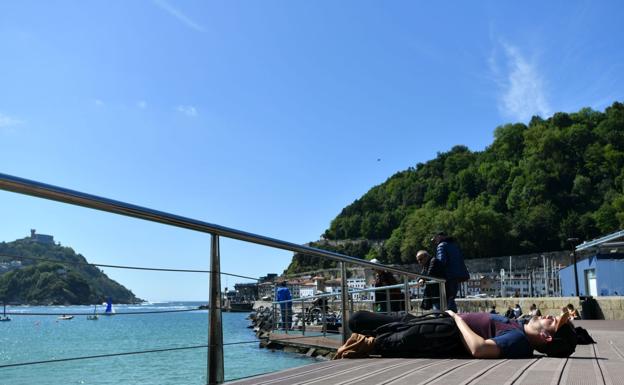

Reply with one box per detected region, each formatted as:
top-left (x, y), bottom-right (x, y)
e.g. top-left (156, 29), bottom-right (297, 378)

top-left (470, 358), bottom-right (537, 385)
top-left (227, 323), bottom-right (624, 385)
top-left (302, 358), bottom-right (434, 385)
top-left (506, 357), bottom-right (567, 385)
top-left (249, 359), bottom-right (411, 385)
top-left (386, 359), bottom-right (480, 385)
top-left (595, 334), bottom-right (624, 385)
top-left (427, 360), bottom-right (509, 385)
top-left (559, 344), bottom-right (604, 385)
top-left (226, 359), bottom-right (366, 385)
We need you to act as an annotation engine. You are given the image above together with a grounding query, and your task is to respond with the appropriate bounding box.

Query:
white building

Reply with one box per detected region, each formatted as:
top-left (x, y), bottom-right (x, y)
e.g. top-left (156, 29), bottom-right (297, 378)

top-left (347, 278), bottom-right (368, 301)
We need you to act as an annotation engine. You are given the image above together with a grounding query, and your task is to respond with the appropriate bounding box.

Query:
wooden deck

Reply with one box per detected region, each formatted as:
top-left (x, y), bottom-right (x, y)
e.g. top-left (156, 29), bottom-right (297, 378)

top-left (227, 320), bottom-right (624, 385)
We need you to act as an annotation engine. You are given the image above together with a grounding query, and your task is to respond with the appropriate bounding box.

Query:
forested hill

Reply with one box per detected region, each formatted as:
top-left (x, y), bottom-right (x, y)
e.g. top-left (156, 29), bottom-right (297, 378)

top-left (286, 102), bottom-right (624, 274)
top-left (0, 238), bottom-right (141, 305)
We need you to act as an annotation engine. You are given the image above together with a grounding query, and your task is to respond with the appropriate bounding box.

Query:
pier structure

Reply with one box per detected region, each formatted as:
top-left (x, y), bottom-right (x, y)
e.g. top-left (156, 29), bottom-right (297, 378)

top-left (0, 172), bottom-right (444, 385)
top-left (229, 320), bottom-right (624, 385)
top-left (3, 172), bottom-right (623, 385)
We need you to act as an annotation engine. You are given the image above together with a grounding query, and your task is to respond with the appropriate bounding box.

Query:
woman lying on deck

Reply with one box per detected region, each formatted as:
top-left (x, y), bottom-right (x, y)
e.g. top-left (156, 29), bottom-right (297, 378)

top-left (334, 310), bottom-right (579, 359)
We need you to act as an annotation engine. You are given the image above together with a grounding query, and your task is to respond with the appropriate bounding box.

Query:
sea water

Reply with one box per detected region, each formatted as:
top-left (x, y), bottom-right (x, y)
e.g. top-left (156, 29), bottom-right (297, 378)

top-left (0, 302), bottom-right (316, 384)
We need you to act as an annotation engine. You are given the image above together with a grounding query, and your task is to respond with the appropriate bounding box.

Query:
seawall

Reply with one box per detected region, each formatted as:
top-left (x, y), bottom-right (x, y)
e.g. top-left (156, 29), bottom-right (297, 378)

top-left (447, 296), bottom-right (624, 320)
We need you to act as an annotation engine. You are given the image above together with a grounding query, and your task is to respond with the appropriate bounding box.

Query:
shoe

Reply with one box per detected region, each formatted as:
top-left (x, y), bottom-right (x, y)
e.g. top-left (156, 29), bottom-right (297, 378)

top-left (333, 333), bottom-right (375, 359)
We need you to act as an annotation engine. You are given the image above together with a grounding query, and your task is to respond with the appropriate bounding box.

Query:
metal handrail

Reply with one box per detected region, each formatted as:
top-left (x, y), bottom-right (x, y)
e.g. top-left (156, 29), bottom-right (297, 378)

top-left (271, 283), bottom-right (443, 336)
top-left (0, 172), bottom-right (447, 384)
top-left (0, 173), bottom-right (441, 282)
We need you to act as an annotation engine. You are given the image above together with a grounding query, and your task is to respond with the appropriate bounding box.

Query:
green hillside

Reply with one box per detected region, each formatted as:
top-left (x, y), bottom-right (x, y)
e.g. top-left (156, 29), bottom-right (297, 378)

top-left (286, 102), bottom-right (624, 274)
top-left (0, 238), bottom-right (141, 305)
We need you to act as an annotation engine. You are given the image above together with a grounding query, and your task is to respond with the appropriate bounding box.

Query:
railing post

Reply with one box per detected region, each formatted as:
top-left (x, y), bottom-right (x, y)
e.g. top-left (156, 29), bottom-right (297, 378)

top-left (439, 280), bottom-right (447, 312)
top-left (207, 234), bottom-right (224, 385)
top-left (321, 297), bottom-right (327, 337)
top-left (272, 302), bottom-right (276, 333)
top-left (340, 262), bottom-right (350, 344)
top-left (301, 298), bottom-right (305, 336)
top-left (404, 278), bottom-right (410, 314)
top-left (385, 288), bottom-right (391, 314)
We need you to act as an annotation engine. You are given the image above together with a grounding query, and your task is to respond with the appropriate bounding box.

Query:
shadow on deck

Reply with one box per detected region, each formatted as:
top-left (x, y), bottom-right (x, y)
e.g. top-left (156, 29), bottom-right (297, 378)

top-left (226, 320), bottom-right (624, 385)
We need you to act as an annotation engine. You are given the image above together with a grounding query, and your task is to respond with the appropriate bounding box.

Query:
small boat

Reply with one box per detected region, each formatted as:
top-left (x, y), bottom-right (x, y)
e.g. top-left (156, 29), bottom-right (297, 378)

top-left (87, 304), bottom-right (98, 320)
top-left (103, 297), bottom-right (115, 316)
top-left (58, 314), bottom-right (74, 320)
top-left (228, 301), bottom-right (254, 312)
top-left (0, 303), bottom-right (10, 322)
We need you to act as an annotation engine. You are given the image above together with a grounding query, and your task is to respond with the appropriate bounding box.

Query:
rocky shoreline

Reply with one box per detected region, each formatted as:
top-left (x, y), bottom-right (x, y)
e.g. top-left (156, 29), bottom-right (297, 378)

top-left (247, 303), bottom-right (336, 360)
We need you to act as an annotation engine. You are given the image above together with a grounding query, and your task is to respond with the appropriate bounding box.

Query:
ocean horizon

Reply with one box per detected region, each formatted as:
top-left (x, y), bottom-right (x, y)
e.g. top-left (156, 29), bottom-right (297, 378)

top-left (0, 302), bottom-right (317, 384)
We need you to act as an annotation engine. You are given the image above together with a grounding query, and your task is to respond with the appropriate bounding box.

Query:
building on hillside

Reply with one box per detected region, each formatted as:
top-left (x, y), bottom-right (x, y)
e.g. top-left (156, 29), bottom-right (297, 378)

top-left (258, 281), bottom-right (275, 300)
top-left (259, 273), bottom-right (277, 283)
top-left (282, 278), bottom-right (301, 299)
top-left (0, 260), bottom-right (22, 273)
top-left (298, 280), bottom-right (316, 298)
top-left (346, 277), bottom-right (368, 301)
top-left (479, 274), bottom-right (500, 297)
top-left (324, 278), bottom-right (342, 296)
top-left (234, 283), bottom-right (258, 301)
top-left (461, 260), bottom-right (562, 298)
top-left (312, 276), bottom-right (325, 293)
top-left (464, 273), bottom-right (484, 297)
top-left (30, 229), bottom-right (54, 245)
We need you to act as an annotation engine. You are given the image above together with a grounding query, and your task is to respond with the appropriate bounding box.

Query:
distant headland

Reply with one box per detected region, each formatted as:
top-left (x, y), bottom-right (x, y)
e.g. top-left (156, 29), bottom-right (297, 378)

top-left (0, 229), bottom-right (142, 305)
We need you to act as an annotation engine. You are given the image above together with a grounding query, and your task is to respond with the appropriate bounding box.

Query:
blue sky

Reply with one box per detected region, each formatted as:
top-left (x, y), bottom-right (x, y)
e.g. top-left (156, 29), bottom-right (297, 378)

top-left (1, 1), bottom-right (622, 301)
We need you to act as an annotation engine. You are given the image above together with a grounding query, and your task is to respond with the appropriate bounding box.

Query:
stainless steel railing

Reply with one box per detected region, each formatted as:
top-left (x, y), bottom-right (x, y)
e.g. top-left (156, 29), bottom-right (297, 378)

top-left (0, 172), bottom-right (446, 384)
top-left (271, 282), bottom-right (445, 336)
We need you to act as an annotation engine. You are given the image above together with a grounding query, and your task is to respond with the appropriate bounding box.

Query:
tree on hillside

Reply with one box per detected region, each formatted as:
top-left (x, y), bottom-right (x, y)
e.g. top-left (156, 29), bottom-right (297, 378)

top-left (287, 102), bottom-right (624, 274)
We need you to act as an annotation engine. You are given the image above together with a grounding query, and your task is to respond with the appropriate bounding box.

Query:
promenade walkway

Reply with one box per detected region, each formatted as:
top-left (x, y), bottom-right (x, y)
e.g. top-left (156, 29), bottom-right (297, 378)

top-left (227, 320), bottom-right (624, 385)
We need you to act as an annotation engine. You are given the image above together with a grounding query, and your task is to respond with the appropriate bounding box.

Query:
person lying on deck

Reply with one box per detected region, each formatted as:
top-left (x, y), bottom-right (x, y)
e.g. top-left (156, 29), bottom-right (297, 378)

top-left (334, 310), bottom-right (578, 359)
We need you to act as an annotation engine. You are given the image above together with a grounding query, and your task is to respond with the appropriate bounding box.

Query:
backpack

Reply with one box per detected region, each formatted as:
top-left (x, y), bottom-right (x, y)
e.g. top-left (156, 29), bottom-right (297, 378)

top-left (372, 312), bottom-right (468, 358)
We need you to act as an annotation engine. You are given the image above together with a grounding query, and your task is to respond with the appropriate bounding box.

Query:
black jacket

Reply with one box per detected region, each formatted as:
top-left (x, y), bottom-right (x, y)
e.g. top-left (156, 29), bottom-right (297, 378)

top-left (420, 257), bottom-right (446, 310)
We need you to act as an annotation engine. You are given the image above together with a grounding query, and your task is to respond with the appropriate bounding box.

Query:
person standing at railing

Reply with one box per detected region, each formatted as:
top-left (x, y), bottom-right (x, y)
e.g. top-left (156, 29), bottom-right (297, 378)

top-left (416, 250), bottom-right (445, 311)
top-left (371, 259), bottom-right (404, 313)
top-left (275, 281), bottom-right (292, 329)
top-left (432, 232), bottom-right (469, 312)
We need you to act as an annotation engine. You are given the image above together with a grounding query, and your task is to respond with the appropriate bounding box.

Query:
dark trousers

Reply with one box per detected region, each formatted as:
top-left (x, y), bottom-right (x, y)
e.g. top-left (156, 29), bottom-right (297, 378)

top-left (280, 306), bottom-right (292, 329)
top-left (348, 310), bottom-right (466, 358)
top-left (445, 279), bottom-right (459, 312)
top-left (349, 311), bottom-right (414, 336)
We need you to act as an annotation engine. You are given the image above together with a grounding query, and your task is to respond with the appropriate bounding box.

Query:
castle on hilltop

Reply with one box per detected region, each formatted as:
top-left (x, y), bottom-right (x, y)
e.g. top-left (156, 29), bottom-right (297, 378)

top-left (29, 229), bottom-right (55, 245)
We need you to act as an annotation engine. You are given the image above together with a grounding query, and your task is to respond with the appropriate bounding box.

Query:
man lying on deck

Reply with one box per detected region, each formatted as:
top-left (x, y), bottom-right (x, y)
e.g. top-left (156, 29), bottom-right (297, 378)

top-left (334, 310), bottom-right (578, 359)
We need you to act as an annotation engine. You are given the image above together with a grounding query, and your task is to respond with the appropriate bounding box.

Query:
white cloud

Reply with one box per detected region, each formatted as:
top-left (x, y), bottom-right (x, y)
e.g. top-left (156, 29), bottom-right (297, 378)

top-left (153, 0), bottom-right (205, 32)
top-left (490, 42), bottom-right (550, 122)
top-left (0, 112), bottom-right (23, 131)
top-left (137, 100), bottom-right (148, 109)
top-left (176, 105), bottom-right (198, 117)
top-left (94, 99), bottom-right (104, 106)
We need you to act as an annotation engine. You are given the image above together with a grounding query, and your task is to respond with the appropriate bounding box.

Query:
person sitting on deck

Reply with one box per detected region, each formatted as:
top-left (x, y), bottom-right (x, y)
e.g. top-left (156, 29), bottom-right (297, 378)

top-left (504, 305), bottom-right (515, 319)
top-left (334, 310), bottom-right (578, 359)
top-left (565, 303), bottom-right (581, 320)
top-left (528, 303), bottom-right (542, 317)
